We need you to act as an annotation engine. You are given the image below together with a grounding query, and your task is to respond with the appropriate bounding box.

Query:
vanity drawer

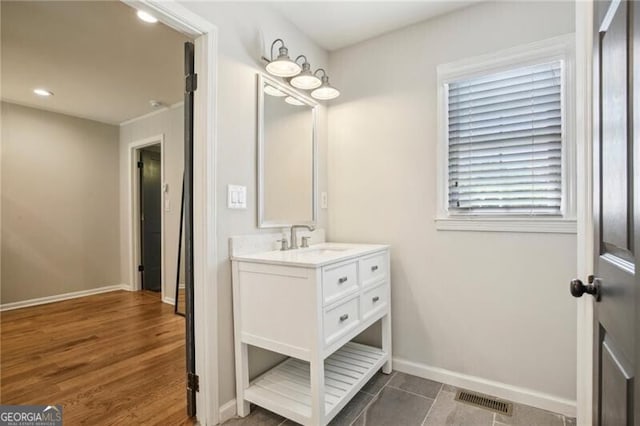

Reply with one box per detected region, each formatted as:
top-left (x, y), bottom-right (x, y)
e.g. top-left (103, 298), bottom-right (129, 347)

top-left (324, 297), bottom-right (359, 344)
top-left (360, 252), bottom-right (387, 287)
top-left (361, 283), bottom-right (388, 320)
top-left (322, 261), bottom-right (359, 305)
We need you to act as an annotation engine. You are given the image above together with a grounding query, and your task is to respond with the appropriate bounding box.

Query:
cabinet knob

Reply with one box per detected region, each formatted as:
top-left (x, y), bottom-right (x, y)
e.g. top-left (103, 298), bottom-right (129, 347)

top-left (371, 265), bottom-right (379, 272)
top-left (372, 296), bottom-right (380, 303)
top-left (338, 277), bottom-right (348, 284)
top-left (339, 314), bottom-right (349, 322)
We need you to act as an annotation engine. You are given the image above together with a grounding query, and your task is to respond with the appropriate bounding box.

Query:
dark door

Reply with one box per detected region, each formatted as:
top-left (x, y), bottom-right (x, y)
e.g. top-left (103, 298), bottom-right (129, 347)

top-left (580, 1), bottom-right (638, 424)
top-left (184, 41), bottom-right (197, 418)
top-left (140, 148), bottom-right (162, 292)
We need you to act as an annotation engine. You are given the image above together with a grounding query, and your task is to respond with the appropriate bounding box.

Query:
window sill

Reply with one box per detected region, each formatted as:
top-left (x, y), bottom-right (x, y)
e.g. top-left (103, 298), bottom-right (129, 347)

top-left (435, 217), bottom-right (577, 234)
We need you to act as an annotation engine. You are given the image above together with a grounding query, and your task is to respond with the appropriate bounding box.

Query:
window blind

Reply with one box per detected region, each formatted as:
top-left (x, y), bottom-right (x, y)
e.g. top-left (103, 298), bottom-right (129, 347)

top-left (447, 61), bottom-right (563, 215)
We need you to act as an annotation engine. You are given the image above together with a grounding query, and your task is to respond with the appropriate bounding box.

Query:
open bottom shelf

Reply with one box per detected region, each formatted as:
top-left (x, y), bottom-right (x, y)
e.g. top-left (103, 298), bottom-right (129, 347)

top-left (244, 342), bottom-right (387, 425)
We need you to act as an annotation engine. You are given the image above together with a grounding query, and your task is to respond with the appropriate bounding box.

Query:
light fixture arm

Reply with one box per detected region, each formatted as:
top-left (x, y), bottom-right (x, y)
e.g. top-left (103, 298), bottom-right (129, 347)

top-left (295, 55), bottom-right (309, 65)
top-left (313, 68), bottom-right (328, 78)
top-left (270, 39), bottom-right (285, 61)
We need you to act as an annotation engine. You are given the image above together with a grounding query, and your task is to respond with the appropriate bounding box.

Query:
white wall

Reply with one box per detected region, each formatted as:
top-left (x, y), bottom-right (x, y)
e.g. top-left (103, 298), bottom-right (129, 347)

top-left (119, 104), bottom-right (184, 302)
top-left (1, 102), bottom-right (120, 304)
top-left (328, 0), bottom-right (577, 408)
top-left (180, 2), bottom-right (330, 405)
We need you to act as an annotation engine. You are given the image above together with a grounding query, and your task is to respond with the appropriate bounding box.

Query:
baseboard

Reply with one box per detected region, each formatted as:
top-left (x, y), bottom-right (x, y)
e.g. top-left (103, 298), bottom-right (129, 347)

top-left (219, 399), bottom-right (237, 424)
top-left (393, 357), bottom-right (576, 418)
top-left (162, 297), bottom-right (176, 306)
top-left (0, 284), bottom-right (130, 312)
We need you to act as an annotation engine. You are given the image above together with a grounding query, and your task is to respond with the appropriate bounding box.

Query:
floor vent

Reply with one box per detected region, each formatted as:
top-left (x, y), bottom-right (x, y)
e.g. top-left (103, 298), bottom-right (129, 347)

top-left (454, 390), bottom-right (513, 416)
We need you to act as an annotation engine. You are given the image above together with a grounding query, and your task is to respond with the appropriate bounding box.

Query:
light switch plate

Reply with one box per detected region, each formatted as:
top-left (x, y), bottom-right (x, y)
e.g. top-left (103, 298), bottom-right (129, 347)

top-left (228, 185), bottom-right (247, 209)
top-left (321, 192), bottom-right (328, 209)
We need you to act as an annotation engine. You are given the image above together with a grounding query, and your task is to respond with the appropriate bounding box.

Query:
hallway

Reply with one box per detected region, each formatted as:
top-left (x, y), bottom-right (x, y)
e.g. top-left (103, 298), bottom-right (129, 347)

top-left (0, 291), bottom-right (192, 425)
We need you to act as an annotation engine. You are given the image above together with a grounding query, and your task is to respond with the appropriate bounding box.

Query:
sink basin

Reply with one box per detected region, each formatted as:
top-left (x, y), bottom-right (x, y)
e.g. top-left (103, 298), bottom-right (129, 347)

top-left (298, 247), bottom-right (349, 256)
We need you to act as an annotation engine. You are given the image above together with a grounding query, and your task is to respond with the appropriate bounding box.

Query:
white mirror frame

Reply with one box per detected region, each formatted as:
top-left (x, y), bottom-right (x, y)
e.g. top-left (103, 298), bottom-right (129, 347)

top-left (257, 73), bottom-right (318, 228)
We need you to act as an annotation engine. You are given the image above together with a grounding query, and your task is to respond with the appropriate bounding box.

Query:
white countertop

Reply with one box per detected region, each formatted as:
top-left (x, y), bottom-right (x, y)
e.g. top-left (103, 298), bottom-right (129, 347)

top-left (231, 242), bottom-right (389, 267)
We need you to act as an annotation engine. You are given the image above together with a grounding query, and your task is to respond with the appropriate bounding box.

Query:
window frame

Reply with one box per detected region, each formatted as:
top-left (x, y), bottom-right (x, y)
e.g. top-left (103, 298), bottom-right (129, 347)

top-left (435, 34), bottom-right (577, 234)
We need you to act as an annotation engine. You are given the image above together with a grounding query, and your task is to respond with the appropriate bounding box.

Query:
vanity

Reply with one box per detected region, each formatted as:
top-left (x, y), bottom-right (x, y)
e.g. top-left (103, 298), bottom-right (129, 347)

top-left (231, 242), bottom-right (392, 425)
top-left (230, 74), bottom-right (391, 425)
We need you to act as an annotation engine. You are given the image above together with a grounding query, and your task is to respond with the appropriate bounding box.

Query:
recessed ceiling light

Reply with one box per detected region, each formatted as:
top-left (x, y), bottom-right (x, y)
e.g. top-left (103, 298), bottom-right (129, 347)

top-left (136, 10), bottom-right (158, 24)
top-left (33, 88), bottom-right (53, 97)
top-left (149, 100), bottom-right (164, 109)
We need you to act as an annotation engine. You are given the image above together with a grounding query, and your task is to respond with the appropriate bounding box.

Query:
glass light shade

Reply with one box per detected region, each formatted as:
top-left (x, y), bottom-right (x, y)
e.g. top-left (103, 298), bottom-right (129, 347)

top-left (265, 46), bottom-right (301, 77)
top-left (290, 63), bottom-right (321, 90)
top-left (263, 85), bottom-right (286, 97)
top-left (285, 96), bottom-right (305, 106)
top-left (266, 59), bottom-right (301, 77)
top-left (311, 76), bottom-right (340, 100)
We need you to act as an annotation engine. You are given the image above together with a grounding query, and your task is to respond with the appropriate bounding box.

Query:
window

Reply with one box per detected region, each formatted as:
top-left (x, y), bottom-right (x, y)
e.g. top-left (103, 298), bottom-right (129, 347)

top-left (448, 61), bottom-right (562, 215)
top-left (436, 35), bottom-right (576, 233)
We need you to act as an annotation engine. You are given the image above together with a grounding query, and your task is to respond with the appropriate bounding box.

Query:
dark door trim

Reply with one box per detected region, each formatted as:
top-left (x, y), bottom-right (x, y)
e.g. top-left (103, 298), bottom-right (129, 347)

top-left (184, 40), bottom-right (198, 418)
top-left (139, 148), bottom-right (162, 292)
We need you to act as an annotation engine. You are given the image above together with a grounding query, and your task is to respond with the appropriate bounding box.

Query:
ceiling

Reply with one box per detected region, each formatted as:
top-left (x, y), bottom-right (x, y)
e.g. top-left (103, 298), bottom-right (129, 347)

top-left (1, 1), bottom-right (190, 125)
top-left (268, 1), bottom-right (478, 51)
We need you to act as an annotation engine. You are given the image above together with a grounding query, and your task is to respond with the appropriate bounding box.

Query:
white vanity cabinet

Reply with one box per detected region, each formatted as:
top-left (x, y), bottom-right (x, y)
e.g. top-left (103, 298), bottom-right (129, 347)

top-left (231, 243), bottom-right (392, 426)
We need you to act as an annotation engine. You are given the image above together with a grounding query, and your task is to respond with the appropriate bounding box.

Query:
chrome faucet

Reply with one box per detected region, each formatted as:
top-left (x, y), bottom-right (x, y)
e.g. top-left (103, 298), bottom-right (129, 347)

top-left (290, 225), bottom-right (315, 250)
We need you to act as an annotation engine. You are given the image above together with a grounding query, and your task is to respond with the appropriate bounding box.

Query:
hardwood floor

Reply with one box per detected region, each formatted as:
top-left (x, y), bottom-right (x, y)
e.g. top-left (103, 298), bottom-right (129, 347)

top-left (1, 290), bottom-right (193, 425)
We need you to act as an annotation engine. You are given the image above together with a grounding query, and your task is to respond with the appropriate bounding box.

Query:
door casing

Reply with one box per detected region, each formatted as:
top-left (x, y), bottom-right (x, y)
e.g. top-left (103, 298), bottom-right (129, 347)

top-left (576, 1), bottom-right (595, 425)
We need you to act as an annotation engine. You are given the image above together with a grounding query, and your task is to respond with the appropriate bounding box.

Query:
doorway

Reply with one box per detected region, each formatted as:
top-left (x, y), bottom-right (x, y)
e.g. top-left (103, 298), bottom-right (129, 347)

top-left (139, 144), bottom-right (162, 292)
top-left (1, 0), bottom-right (218, 422)
top-left (129, 136), bottom-right (165, 299)
top-left (123, 3), bottom-right (219, 423)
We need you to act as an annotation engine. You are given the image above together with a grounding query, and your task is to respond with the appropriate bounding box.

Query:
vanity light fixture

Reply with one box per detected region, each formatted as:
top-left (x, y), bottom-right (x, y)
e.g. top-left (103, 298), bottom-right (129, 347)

top-left (33, 88), bottom-right (53, 97)
top-left (262, 39), bottom-right (340, 100)
top-left (263, 84), bottom-right (286, 97)
top-left (265, 39), bottom-right (301, 78)
top-left (290, 56), bottom-right (322, 90)
top-left (136, 10), bottom-right (158, 24)
top-left (285, 96), bottom-right (305, 106)
top-left (310, 69), bottom-right (340, 100)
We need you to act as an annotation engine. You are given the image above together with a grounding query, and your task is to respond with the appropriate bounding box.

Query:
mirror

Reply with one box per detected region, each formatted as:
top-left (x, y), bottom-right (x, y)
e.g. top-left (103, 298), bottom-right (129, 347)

top-left (258, 74), bottom-right (317, 228)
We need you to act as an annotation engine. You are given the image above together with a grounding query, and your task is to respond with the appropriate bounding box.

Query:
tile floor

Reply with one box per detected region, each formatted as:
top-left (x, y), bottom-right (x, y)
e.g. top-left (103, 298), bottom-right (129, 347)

top-left (223, 371), bottom-right (575, 426)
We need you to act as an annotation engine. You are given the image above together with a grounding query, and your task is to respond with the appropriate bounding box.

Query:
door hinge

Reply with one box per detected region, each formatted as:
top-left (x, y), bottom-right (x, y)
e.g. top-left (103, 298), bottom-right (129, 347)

top-left (137, 161), bottom-right (143, 169)
top-left (138, 265), bottom-right (144, 272)
top-left (187, 372), bottom-right (200, 392)
top-left (186, 74), bottom-right (198, 93)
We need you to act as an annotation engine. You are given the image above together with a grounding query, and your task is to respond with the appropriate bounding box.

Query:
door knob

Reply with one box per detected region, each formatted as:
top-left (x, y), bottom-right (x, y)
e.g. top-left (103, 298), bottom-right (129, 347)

top-left (570, 276), bottom-right (600, 301)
